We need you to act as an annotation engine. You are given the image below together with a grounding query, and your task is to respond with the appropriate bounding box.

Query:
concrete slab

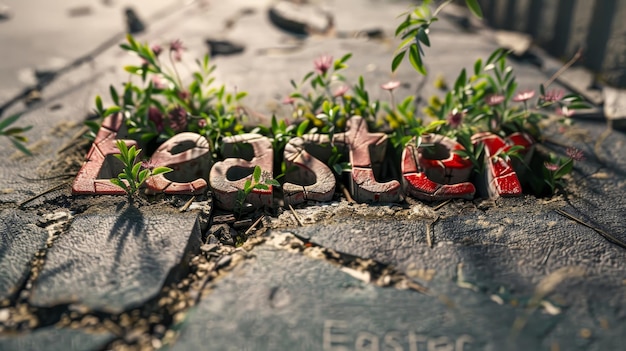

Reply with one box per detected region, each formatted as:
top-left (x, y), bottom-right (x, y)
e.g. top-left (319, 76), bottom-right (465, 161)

top-left (0, 209), bottom-right (48, 300)
top-left (171, 243), bottom-right (625, 351)
top-left (29, 206), bottom-right (201, 313)
top-left (0, 326), bottom-right (114, 351)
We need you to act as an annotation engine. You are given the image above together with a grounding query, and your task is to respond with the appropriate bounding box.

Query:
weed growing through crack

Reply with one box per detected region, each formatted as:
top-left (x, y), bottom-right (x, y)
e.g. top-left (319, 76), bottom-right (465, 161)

top-left (234, 165), bottom-right (280, 218)
top-left (0, 113), bottom-right (32, 155)
top-left (110, 140), bottom-right (172, 205)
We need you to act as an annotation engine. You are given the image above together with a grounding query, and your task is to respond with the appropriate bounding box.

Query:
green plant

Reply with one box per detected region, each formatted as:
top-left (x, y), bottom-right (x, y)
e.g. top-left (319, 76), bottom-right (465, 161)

top-left (0, 113), bottom-right (32, 155)
top-left (392, 0), bottom-right (483, 75)
top-left (87, 34), bottom-right (247, 158)
top-left (542, 147), bottom-right (584, 195)
top-left (110, 140), bottom-right (172, 204)
top-left (235, 165), bottom-right (280, 218)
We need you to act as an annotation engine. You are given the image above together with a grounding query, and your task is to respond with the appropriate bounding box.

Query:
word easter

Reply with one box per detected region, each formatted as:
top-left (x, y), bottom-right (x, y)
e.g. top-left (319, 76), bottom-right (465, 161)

top-left (73, 114), bottom-right (533, 210)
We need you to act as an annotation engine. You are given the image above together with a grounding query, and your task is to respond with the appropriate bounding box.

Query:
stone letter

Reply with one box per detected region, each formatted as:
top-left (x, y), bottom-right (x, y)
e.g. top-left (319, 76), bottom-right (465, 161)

top-left (401, 134), bottom-right (475, 201)
top-left (355, 331), bottom-right (380, 351)
top-left (333, 116), bottom-right (401, 203)
top-left (72, 113), bottom-right (138, 195)
top-left (145, 132), bottom-right (211, 194)
top-left (471, 132), bottom-right (534, 198)
top-left (283, 134), bottom-right (336, 205)
top-left (323, 320), bottom-right (351, 351)
top-left (210, 133), bottom-right (273, 210)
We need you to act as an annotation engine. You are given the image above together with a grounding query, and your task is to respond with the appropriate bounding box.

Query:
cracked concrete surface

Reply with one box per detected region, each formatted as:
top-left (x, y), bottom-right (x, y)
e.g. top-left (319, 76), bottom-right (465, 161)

top-left (1, 0), bottom-right (626, 350)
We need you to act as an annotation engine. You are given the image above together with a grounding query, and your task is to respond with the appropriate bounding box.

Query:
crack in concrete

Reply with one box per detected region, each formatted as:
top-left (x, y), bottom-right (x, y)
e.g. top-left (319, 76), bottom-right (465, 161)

top-left (265, 231), bottom-right (428, 294)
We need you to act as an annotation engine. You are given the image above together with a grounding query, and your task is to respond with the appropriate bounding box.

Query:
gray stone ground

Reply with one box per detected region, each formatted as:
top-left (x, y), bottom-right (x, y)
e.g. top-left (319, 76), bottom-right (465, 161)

top-left (0, 0), bottom-right (624, 350)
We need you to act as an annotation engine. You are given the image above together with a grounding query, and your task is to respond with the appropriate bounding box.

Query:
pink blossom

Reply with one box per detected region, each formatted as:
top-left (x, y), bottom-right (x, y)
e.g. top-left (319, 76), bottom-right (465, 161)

top-left (152, 44), bottom-right (163, 57)
top-left (513, 89), bottom-right (536, 102)
top-left (544, 162), bottom-right (559, 172)
top-left (333, 85), bottom-right (350, 97)
top-left (566, 147), bottom-right (584, 161)
top-left (151, 76), bottom-right (166, 90)
top-left (169, 39), bottom-right (185, 61)
top-left (282, 96), bottom-right (296, 105)
top-left (168, 106), bottom-right (188, 132)
top-left (381, 80), bottom-right (401, 91)
top-left (447, 111), bottom-right (463, 128)
top-left (148, 107), bottom-right (164, 132)
top-left (485, 94), bottom-right (505, 106)
top-left (141, 159), bottom-right (161, 170)
top-left (197, 119), bottom-right (207, 128)
top-left (542, 89), bottom-right (564, 102)
top-left (556, 106), bottom-right (574, 117)
top-left (314, 55), bottom-right (333, 75)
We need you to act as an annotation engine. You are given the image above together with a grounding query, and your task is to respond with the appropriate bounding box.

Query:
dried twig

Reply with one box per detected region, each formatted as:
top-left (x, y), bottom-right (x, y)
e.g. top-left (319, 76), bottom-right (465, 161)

top-left (289, 204), bottom-right (304, 226)
top-left (18, 182), bottom-right (69, 209)
top-left (544, 48), bottom-right (582, 88)
top-left (178, 196), bottom-right (196, 212)
top-left (433, 199), bottom-right (451, 211)
top-left (555, 209), bottom-right (626, 250)
top-left (244, 215), bottom-right (265, 236)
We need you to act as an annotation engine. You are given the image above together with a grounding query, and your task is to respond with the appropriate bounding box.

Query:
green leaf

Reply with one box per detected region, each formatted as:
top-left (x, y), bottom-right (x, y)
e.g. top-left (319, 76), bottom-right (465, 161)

top-left (9, 138), bottom-right (32, 156)
top-left (465, 0), bottom-right (483, 19)
top-left (254, 184), bottom-right (269, 191)
top-left (265, 179), bottom-right (281, 186)
top-left (253, 165), bottom-right (262, 183)
top-left (0, 113), bottom-right (22, 131)
top-left (152, 166), bottom-right (173, 176)
top-left (554, 158), bottom-right (573, 179)
top-left (395, 15), bottom-right (412, 37)
top-left (103, 106), bottom-right (121, 117)
top-left (417, 27), bottom-right (430, 47)
top-left (297, 120), bottom-right (310, 136)
top-left (474, 58), bottom-right (483, 75)
top-left (124, 65), bottom-right (142, 74)
top-left (132, 162), bottom-right (142, 176)
top-left (95, 95), bottom-right (104, 114)
top-left (110, 178), bottom-right (129, 192)
top-left (244, 179), bottom-right (252, 191)
top-left (138, 169), bottom-right (150, 184)
top-left (408, 44), bottom-right (426, 75)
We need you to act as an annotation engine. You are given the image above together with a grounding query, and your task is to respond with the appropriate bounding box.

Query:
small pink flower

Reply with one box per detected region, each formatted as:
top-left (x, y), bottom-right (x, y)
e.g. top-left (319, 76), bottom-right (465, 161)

top-left (314, 55), bottom-right (333, 75)
top-left (178, 90), bottom-right (190, 101)
top-left (282, 96), bottom-right (295, 105)
top-left (141, 159), bottom-right (160, 170)
top-left (566, 147), bottom-right (584, 161)
top-left (447, 111), bottom-right (463, 128)
top-left (333, 85), bottom-right (350, 97)
top-left (544, 162), bottom-right (559, 172)
top-left (485, 94), bottom-right (505, 106)
top-left (381, 80), bottom-right (401, 91)
top-left (513, 89), bottom-right (536, 102)
top-left (168, 106), bottom-right (188, 132)
top-left (542, 89), bottom-right (564, 102)
top-left (152, 44), bottom-right (163, 57)
top-left (169, 39), bottom-right (185, 61)
top-left (152, 76), bottom-right (166, 90)
top-left (148, 107), bottom-right (164, 132)
top-left (556, 106), bottom-right (574, 117)
top-left (197, 119), bottom-right (207, 128)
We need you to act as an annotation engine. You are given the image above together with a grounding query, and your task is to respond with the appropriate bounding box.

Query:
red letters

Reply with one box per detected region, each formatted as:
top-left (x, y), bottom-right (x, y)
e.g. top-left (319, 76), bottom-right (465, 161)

top-left (401, 134), bottom-right (475, 201)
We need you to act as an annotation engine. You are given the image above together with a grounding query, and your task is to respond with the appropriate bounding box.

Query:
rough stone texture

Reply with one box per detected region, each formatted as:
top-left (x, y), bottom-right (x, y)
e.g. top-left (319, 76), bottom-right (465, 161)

top-left (210, 133), bottom-right (274, 211)
top-left (172, 244), bottom-right (625, 351)
top-left (145, 132), bottom-right (211, 195)
top-left (283, 135), bottom-right (336, 205)
top-left (0, 326), bottom-right (114, 351)
top-left (334, 116), bottom-right (402, 203)
top-left (0, 209), bottom-right (48, 300)
top-left (29, 206), bottom-right (201, 313)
